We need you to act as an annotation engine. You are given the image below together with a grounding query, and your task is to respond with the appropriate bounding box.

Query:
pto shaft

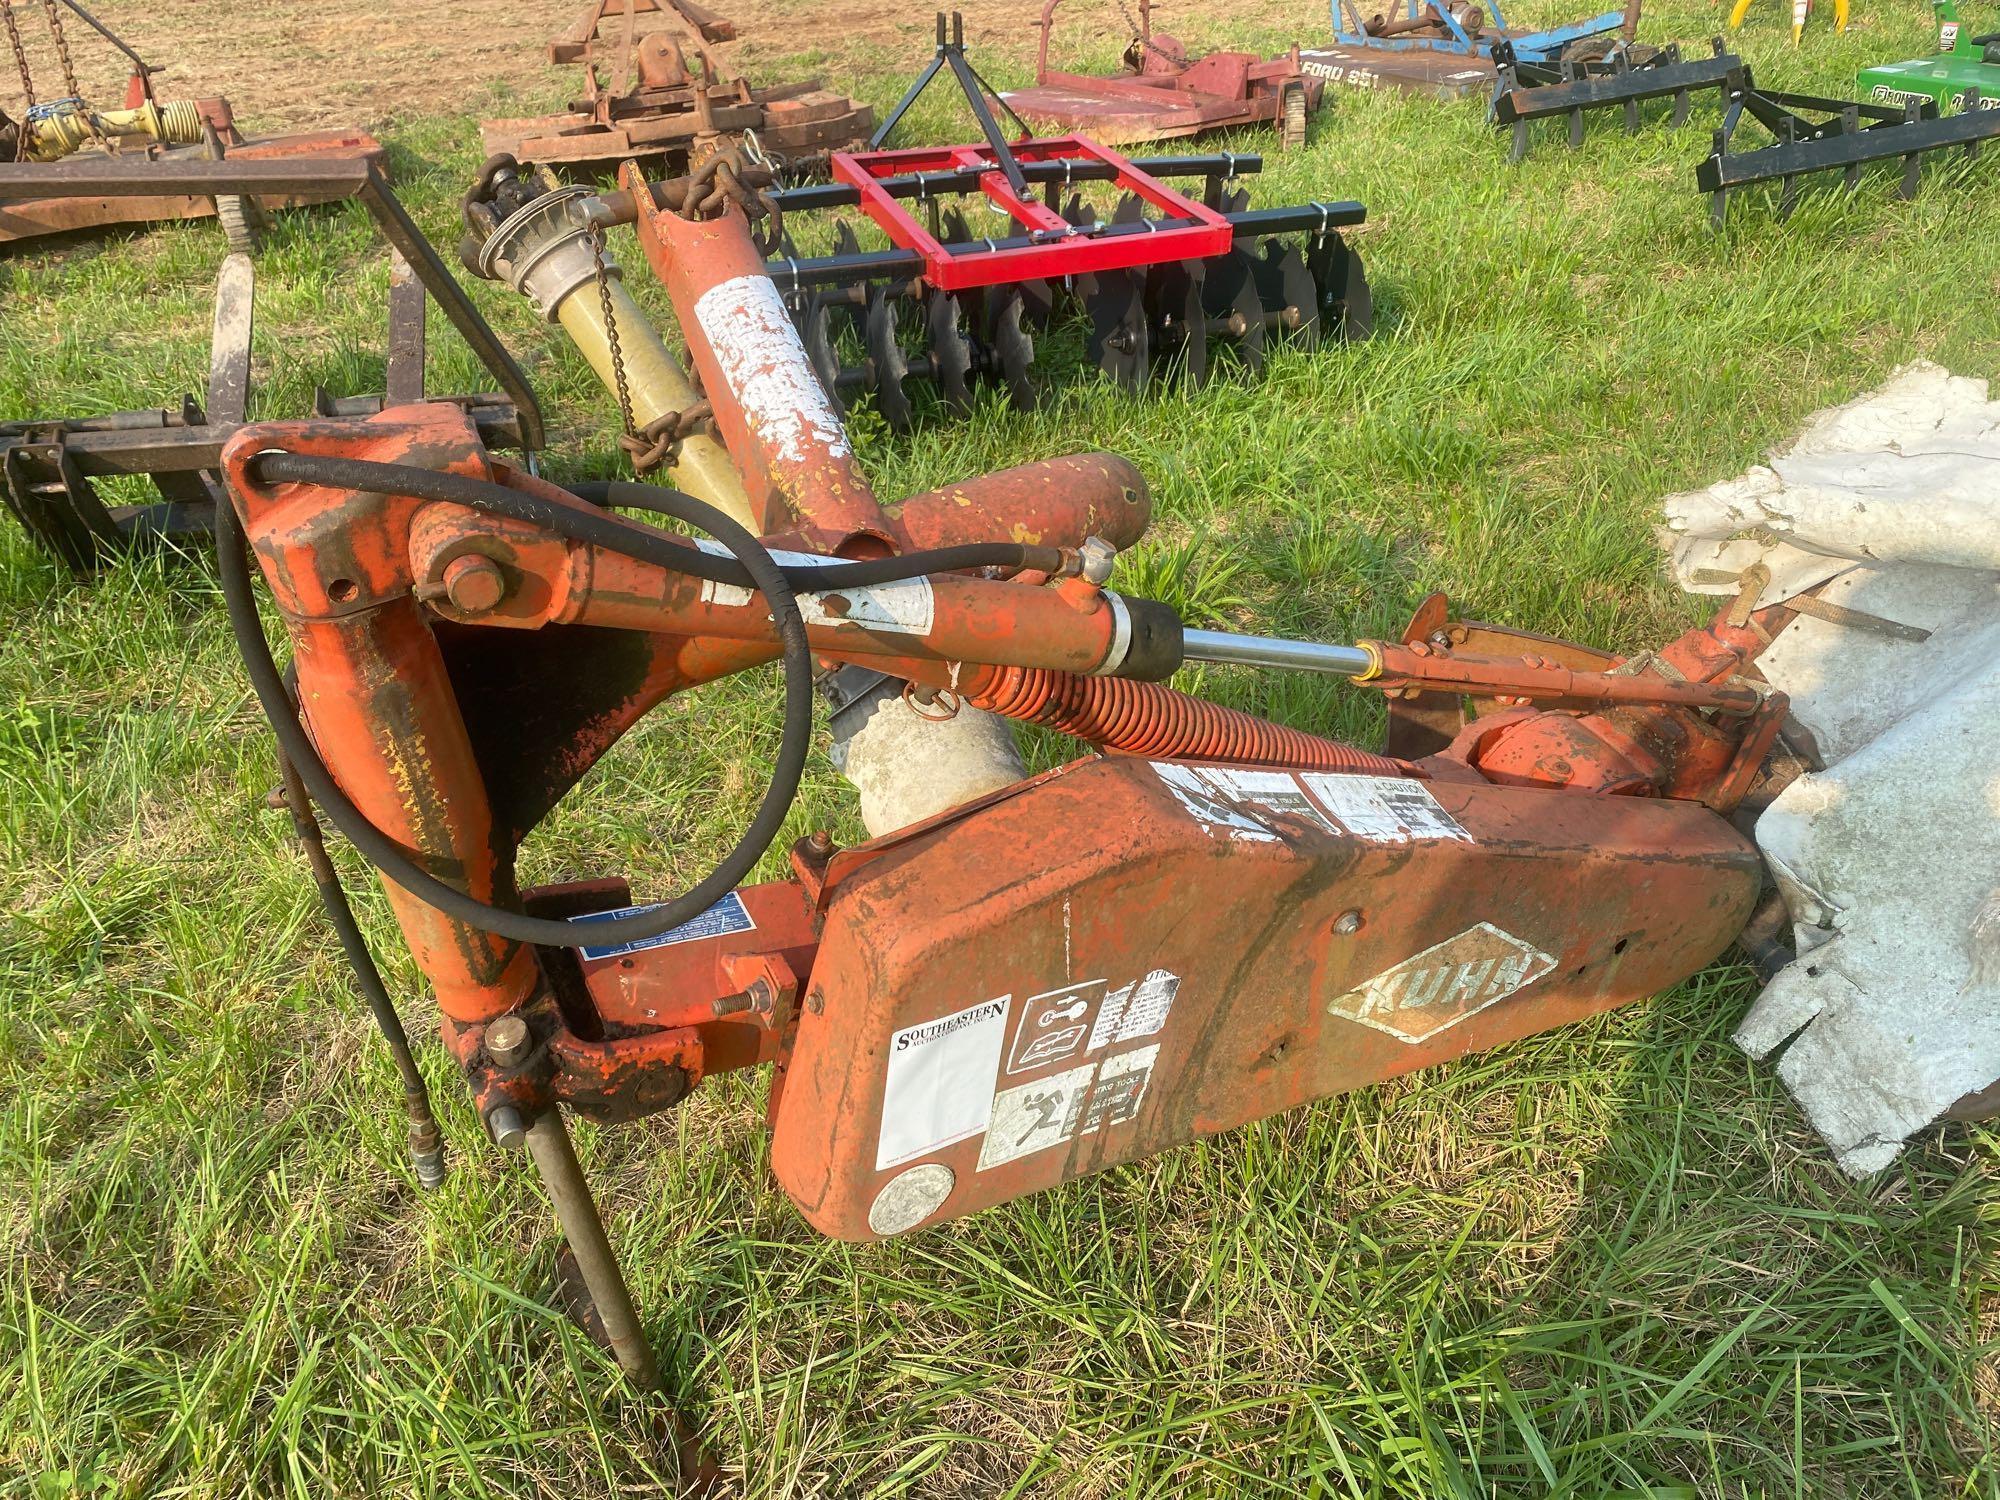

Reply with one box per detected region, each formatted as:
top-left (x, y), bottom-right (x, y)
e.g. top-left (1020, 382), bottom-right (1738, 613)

top-left (23, 97), bottom-right (204, 162)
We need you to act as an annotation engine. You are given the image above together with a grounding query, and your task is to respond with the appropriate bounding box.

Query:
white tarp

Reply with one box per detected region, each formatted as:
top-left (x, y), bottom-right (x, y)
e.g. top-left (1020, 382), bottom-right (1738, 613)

top-left (1659, 361), bottom-right (2000, 1174)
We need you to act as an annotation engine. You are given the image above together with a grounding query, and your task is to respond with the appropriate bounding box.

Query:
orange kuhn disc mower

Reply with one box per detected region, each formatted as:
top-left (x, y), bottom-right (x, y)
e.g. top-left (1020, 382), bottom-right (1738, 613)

top-left (213, 160), bottom-right (1791, 1403)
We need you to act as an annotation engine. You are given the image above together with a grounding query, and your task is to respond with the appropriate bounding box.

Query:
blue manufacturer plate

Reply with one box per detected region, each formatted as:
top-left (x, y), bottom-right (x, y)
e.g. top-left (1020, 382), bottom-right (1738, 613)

top-left (571, 890), bottom-right (756, 962)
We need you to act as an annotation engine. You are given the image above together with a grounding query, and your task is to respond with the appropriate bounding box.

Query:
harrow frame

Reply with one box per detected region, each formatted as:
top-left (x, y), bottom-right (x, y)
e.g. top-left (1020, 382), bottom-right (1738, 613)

top-left (1696, 74), bottom-right (2000, 226)
top-left (747, 13), bottom-right (1373, 424)
top-left (1493, 38), bottom-right (1742, 161)
top-left (828, 137), bottom-right (1234, 291)
top-left (0, 158), bottom-right (534, 570)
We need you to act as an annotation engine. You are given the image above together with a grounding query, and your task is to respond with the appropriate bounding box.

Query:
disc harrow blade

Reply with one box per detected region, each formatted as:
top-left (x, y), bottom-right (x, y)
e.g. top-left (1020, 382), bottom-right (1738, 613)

top-left (801, 294), bottom-right (852, 410)
top-left (1083, 269), bottom-right (1150, 393)
top-left (1306, 232), bottom-right (1373, 341)
top-left (864, 284), bottom-right (914, 431)
top-left (1252, 238), bottom-right (1320, 348)
top-left (927, 291), bottom-right (976, 412)
top-left (1200, 247), bottom-right (1265, 376)
top-left (1145, 257), bottom-right (1208, 388)
top-left (988, 285), bottom-right (1038, 411)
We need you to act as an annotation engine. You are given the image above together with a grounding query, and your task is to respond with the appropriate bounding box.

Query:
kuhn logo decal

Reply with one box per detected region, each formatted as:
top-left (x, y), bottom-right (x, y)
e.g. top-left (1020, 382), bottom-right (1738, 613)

top-left (1328, 922), bottom-right (1556, 1043)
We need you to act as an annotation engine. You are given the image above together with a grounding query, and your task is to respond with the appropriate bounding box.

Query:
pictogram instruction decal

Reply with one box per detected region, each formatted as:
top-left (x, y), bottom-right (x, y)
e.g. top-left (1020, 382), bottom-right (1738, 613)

top-left (976, 1044), bottom-right (1163, 1170)
top-left (1328, 922), bottom-right (1555, 1043)
top-left (694, 540), bottom-right (935, 636)
top-left (978, 1061), bottom-right (1097, 1169)
top-left (570, 890), bottom-right (756, 962)
top-left (1006, 979), bottom-right (1106, 1075)
top-left (876, 996), bottom-right (1010, 1169)
top-left (1153, 764), bottom-right (1470, 846)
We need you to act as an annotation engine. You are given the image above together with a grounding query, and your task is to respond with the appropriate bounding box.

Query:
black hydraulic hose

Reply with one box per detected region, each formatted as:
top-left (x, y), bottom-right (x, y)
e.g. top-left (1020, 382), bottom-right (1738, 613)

top-left (244, 456), bottom-right (1067, 587)
top-left (575, 480), bottom-right (1070, 581)
top-left (215, 463), bottom-right (814, 949)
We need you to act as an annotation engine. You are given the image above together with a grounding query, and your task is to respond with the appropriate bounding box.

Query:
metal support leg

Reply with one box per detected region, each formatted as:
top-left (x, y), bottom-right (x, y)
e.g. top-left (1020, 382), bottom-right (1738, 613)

top-left (522, 1107), bottom-right (662, 1390)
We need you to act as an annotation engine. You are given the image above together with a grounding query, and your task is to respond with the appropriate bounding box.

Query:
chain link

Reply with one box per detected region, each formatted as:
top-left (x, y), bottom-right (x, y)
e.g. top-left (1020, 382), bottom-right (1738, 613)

top-left (589, 212), bottom-right (701, 475)
top-left (3, 0), bottom-right (38, 159)
top-left (1117, 0), bottom-right (1180, 66)
top-left (40, 0), bottom-right (77, 94)
top-left (588, 215), bottom-right (643, 451)
top-left (38, 0), bottom-right (105, 146)
top-left (619, 401), bottom-right (711, 472)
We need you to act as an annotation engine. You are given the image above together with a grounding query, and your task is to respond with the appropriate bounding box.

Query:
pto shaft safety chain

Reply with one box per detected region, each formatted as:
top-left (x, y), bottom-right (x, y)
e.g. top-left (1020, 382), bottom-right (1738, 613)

top-left (587, 212), bottom-right (645, 465)
top-left (3, 0), bottom-right (36, 157)
top-left (38, 0), bottom-right (104, 146)
top-left (587, 214), bottom-right (708, 475)
top-left (1117, 0), bottom-right (1179, 66)
top-left (620, 401), bottom-right (712, 473)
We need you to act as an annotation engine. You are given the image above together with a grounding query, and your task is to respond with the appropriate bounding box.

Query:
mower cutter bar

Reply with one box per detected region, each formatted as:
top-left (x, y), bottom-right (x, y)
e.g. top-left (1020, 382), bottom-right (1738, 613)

top-left (1494, 39), bottom-right (1741, 162)
top-left (1697, 78), bottom-right (2000, 226)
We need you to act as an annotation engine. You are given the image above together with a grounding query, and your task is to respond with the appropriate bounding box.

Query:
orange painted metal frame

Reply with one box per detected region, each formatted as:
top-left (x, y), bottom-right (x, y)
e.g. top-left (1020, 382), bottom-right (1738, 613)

top-left (220, 396), bottom-right (1782, 1226)
top-left (215, 186), bottom-right (1785, 1244)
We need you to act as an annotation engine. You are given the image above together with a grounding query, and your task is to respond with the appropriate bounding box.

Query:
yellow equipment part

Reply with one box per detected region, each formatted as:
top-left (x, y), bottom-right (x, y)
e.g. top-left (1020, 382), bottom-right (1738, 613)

top-left (1728, 0), bottom-right (1849, 44)
top-left (551, 273), bottom-right (750, 524)
top-left (25, 97), bottom-right (205, 162)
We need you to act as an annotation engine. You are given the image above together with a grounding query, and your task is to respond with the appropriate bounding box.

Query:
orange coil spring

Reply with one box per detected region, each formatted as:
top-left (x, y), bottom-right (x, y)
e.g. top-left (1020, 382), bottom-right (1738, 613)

top-left (969, 667), bottom-right (1404, 774)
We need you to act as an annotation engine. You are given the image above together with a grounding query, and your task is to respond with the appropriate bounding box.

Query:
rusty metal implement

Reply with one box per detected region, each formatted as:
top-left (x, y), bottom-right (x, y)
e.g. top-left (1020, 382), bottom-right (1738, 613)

top-left (201, 158), bottom-right (1789, 1430)
top-left (0, 159), bottom-right (535, 569)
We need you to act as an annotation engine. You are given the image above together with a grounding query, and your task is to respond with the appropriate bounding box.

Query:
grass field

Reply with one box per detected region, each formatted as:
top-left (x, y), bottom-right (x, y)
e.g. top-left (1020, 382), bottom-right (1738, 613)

top-left (4, 0), bottom-right (1999, 1493)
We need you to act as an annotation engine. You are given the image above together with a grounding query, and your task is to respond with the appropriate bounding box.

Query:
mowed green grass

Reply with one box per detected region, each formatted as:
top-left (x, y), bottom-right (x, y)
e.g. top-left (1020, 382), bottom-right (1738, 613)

top-left (4, 0), bottom-right (1999, 1493)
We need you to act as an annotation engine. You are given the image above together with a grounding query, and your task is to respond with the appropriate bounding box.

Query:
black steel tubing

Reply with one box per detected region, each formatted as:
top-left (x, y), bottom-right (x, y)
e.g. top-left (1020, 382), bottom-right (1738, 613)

top-left (764, 151), bottom-right (1267, 211)
top-left (1, 399), bottom-right (522, 478)
top-left (1496, 51), bottom-right (1739, 123)
top-left (1697, 94), bottom-right (2000, 191)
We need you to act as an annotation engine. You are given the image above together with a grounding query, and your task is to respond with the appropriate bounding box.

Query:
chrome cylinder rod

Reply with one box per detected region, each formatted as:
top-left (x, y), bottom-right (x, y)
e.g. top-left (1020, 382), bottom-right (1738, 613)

top-left (1180, 629), bottom-right (1375, 678)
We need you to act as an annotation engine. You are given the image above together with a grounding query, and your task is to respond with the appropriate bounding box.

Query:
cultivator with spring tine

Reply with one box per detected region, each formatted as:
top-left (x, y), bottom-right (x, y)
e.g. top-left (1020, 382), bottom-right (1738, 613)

top-left (753, 13), bottom-right (1370, 424)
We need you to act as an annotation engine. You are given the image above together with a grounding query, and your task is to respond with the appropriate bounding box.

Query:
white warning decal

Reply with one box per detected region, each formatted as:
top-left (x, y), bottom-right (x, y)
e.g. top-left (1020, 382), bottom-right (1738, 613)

top-left (1328, 922), bottom-right (1555, 1043)
top-left (976, 1044), bottom-right (1163, 1170)
top-left (1152, 763), bottom-right (1281, 842)
top-left (694, 541), bottom-right (935, 636)
top-left (1087, 968), bottom-right (1180, 1052)
top-left (978, 1062), bottom-right (1096, 1169)
top-left (692, 274), bottom-right (851, 464)
top-left (876, 996), bottom-right (1010, 1170)
top-left (1006, 979), bottom-right (1105, 1075)
top-left (1298, 772), bottom-right (1471, 844)
top-left (1076, 1045), bottom-right (1159, 1134)
top-left (1153, 763), bottom-right (1469, 846)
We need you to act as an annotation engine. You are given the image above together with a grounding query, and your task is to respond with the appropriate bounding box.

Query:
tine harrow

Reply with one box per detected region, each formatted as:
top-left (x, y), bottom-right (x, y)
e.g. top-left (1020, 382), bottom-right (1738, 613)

top-left (1697, 72), bottom-right (2000, 227)
top-left (1492, 38), bottom-right (1742, 162)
